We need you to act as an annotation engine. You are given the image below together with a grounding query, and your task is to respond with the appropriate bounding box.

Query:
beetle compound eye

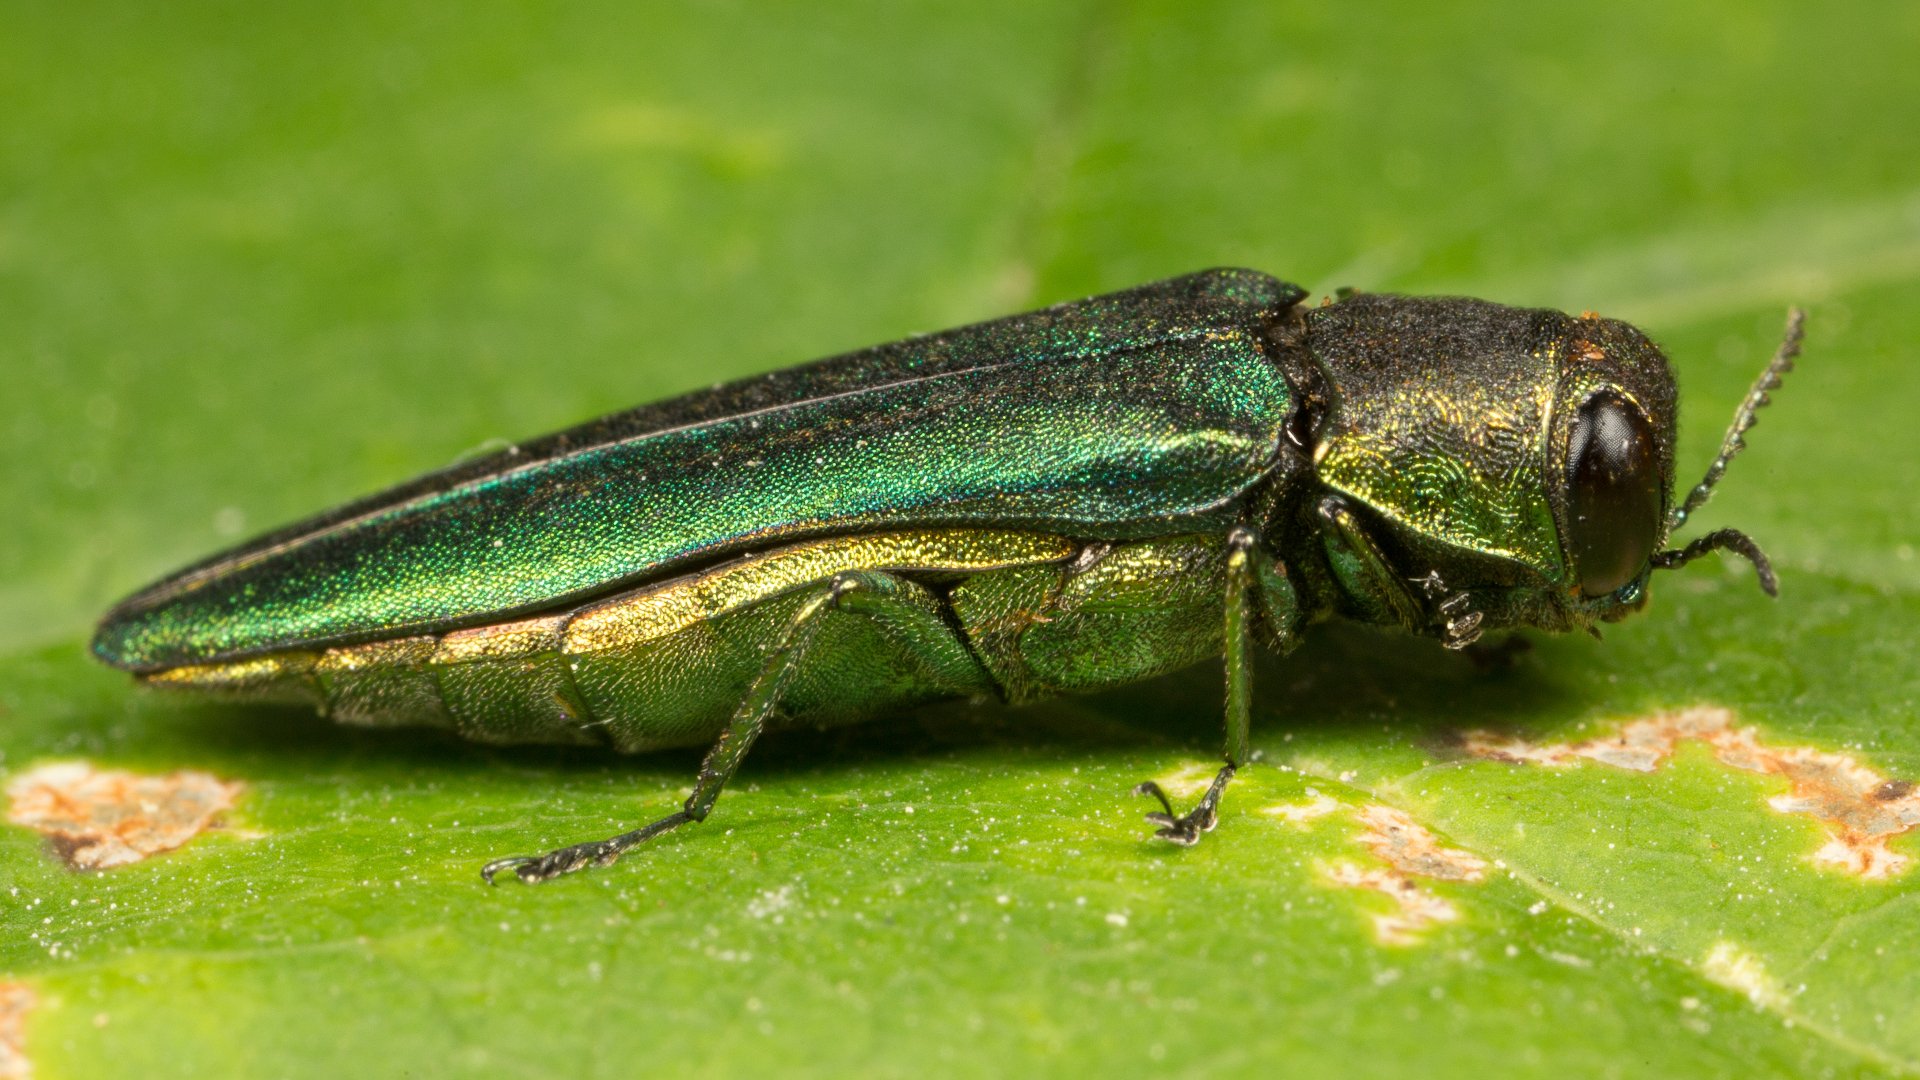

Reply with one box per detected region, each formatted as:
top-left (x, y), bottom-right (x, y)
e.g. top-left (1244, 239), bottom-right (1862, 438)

top-left (1566, 391), bottom-right (1662, 598)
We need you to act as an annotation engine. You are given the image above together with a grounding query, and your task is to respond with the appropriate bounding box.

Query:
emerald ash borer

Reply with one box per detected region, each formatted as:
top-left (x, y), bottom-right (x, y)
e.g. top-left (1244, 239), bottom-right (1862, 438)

top-left (92, 270), bottom-right (1805, 884)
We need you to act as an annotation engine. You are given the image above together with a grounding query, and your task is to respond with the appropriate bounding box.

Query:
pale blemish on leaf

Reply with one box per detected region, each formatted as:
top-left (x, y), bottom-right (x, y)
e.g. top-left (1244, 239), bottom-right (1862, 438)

top-left (1701, 941), bottom-right (1790, 1011)
top-left (5, 762), bottom-right (242, 870)
top-left (0, 982), bottom-right (31, 1080)
top-left (1146, 761), bottom-right (1224, 800)
top-left (1261, 793), bottom-right (1342, 825)
top-left (1461, 706), bottom-right (1920, 878)
top-left (1319, 804), bottom-right (1488, 946)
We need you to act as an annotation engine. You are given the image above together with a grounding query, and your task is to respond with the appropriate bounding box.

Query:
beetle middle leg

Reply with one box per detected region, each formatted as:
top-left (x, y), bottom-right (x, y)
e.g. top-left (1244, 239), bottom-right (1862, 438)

top-left (1132, 526), bottom-right (1261, 845)
top-left (483, 569), bottom-right (965, 884)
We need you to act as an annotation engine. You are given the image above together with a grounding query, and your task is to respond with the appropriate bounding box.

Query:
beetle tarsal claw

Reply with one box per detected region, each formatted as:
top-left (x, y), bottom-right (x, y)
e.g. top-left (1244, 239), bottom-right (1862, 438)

top-left (1133, 766), bottom-right (1235, 845)
top-left (1410, 570), bottom-right (1448, 599)
top-left (1133, 780), bottom-right (1177, 815)
top-left (479, 854), bottom-right (542, 885)
top-left (1134, 779), bottom-right (1211, 843)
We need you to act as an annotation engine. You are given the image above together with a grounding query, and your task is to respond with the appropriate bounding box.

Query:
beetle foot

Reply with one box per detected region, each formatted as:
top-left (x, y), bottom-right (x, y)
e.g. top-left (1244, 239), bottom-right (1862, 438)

top-left (1133, 763), bottom-right (1236, 846)
top-left (1437, 593), bottom-right (1484, 649)
top-left (480, 847), bottom-right (603, 886)
top-left (480, 836), bottom-right (636, 885)
top-left (481, 809), bottom-right (695, 884)
top-left (1412, 571), bottom-right (1484, 649)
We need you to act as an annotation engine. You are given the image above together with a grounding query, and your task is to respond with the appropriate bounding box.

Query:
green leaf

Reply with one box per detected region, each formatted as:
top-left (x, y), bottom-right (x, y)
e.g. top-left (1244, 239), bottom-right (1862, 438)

top-left (4, 2), bottom-right (1917, 1076)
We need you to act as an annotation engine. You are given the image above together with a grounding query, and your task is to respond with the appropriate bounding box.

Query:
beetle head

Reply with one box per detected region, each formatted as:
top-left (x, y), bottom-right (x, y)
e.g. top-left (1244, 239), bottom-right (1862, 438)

top-left (1303, 295), bottom-right (1798, 639)
top-left (1541, 311), bottom-right (1679, 624)
top-left (1551, 308), bottom-right (1802, 628)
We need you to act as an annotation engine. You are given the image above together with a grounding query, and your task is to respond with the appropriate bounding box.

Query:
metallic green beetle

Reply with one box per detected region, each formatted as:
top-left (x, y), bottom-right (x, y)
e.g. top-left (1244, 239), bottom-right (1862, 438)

top-left (92, 269), bottom-right (1803, 884)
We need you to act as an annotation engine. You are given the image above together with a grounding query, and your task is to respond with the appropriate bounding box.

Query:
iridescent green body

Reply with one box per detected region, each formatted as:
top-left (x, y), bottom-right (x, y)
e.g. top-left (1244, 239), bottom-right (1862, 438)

top-left (96, 270), bottom-right (1299, 672)
top-left (94, 269), bottom-right (1795, 882)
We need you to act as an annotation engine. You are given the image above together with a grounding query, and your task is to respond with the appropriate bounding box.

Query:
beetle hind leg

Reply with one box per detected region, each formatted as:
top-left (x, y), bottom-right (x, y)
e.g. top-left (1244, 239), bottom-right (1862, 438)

top-left (1132, 527), bottom-right (1261, 847)
top-left (483, 569), bottom-right (968, 884)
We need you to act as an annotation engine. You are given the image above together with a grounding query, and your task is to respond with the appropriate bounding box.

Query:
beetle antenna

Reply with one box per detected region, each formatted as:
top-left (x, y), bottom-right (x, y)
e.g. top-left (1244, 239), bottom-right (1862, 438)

top-left (1651, 528), bottom-right (1778, 597)
top-left (1668, 308), bottom-right (1805, 534)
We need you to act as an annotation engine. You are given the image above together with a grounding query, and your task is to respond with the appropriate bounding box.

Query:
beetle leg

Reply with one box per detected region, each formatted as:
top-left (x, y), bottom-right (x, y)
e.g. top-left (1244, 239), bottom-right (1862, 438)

top-left (1319, 496), bottom-right (1482, 647)
top-left (1435, 592), bottom-right (1484, 649)
top-left (483, 570), bottom-right (909, 885)
top-left (1133, 526), bottom-right (1258, 846)
top-left (1318, 496), bottom-right (1427, 631)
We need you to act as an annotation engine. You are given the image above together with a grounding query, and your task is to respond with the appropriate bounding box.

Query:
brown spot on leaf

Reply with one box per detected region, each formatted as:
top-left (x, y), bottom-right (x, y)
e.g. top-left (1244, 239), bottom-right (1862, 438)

top-left (1353, 805), bottom-right (1489, 883)
top-left (1462, 706), bottom-right (1920, 879)
top-left (5, 763), bottom-right (242, 870)
top-left (1321, 804), bottom-right (1488, 945)
top-left (1322, 863), bottom-right (1463, 946)
top-left (0, 983), bottom-right (32, 1080)
top-left (1875, 780), bottom-right (1914, 802)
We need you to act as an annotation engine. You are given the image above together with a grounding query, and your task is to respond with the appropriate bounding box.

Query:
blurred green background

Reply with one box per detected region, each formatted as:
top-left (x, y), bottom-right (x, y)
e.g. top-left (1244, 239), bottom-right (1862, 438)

top-left (3, 2), bottom-right (1918, 1076)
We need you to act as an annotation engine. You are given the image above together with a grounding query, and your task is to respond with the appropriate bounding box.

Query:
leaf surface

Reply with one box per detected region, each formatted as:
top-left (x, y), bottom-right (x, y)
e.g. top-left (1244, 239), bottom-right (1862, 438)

top-left (3, 2), bottom-right (1917, 1076)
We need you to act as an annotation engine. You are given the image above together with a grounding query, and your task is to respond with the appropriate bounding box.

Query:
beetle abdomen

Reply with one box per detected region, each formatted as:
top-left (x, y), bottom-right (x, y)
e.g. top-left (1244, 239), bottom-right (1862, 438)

top-left (144, 529), bottom-right (1075, 749)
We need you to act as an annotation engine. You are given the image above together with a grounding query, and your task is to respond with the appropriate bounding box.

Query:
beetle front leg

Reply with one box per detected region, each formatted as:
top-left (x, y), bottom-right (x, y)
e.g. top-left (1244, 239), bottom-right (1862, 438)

top-left (483, 571), bottom-right (886, 884)
top-left (1321, 496), bottom-right (1482, 648)
top-left (1133, 526), bottom-right (1259, 846)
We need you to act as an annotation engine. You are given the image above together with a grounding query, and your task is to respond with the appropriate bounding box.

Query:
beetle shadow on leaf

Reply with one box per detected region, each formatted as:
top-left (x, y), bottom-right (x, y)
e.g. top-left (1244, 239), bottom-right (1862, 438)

top-left (144, 699), bottom-right (652, 777)
top-left (146, 622), bottom-right (1596, 791)
top-left (148, 690), bottom-right (1139, 792)
top-left (1081, 623), bottom-right (1586, 755)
